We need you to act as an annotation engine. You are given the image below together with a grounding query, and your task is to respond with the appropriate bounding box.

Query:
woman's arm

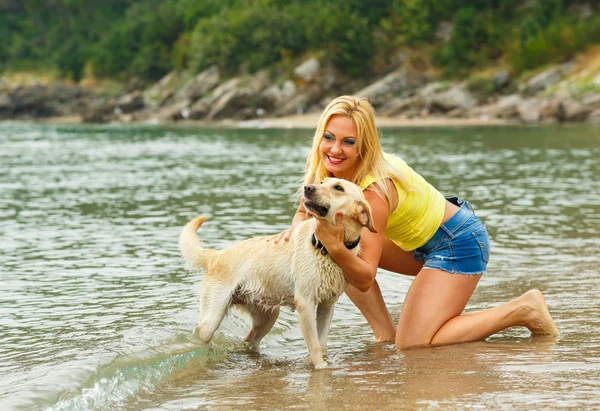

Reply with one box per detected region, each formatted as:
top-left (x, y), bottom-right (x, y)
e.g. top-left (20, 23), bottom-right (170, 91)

top-left (314, 183), bottom-right (393, 291)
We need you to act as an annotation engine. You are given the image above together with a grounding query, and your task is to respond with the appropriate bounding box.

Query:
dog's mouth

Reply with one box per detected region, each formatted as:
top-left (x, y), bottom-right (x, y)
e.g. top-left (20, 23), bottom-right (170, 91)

top-left (304, 201), bottom-right (329, 218)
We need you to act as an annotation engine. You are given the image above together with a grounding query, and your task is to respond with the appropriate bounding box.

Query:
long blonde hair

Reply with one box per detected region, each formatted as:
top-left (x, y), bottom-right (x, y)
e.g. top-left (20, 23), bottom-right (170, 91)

top-left (303, 95), bottom-right (412, 206)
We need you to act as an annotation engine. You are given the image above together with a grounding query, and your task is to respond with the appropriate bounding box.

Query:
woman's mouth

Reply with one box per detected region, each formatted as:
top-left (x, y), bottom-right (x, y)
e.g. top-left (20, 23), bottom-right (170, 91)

top-left (327, 155), bottom-right (344, 165)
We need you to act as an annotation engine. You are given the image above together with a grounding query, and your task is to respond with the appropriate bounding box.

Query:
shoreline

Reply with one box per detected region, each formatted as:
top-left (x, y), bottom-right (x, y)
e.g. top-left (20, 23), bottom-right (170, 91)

top-left (26, 114), bottom-right (515, 129)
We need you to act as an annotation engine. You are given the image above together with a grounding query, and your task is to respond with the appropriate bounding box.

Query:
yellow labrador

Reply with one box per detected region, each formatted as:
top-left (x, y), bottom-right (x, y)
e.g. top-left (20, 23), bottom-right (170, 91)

top-left (179, 178), bottom-right (375, 369)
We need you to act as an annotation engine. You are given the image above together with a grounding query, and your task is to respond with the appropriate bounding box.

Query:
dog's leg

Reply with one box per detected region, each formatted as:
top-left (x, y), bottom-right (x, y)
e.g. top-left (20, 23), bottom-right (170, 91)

top-left (244, 305), bottom-right (280, 352)
top-left (196, 282), bottom-right (232, 343)
top-left (296, 300), bottom-right (327, 369)
top-left (316, 302), bottom-right (335, 355)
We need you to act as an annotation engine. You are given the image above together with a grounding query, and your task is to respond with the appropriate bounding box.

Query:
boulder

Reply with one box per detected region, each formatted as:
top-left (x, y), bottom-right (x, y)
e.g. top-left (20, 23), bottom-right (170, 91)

top-left (0, 92), bottom-right (13, 117)
top-left (355, 69), bottom-right (427, 107)
top-left (488, 94), bottom-right (522, 119)
top-left (521, 69), bottom-right (562, 96)
top-left (558, 99), bottom-right (591, 122)
top-left (587, 109), bottom-right (600, 124)
top-left (272, 85), bottom-right (323, 117)
top-left (116, 91), bottom-right (144, 113)
top-left (82, 102), bottom-right (117, 123)
top-left (428, 84), bottom-right (476, 112)
top-left (378, 96), bottom-right (421, 117)
top-left (206, 87), bottom-right (254, 120)
top-left (516, 98), bottom-right (540, 123)
top-left (258, 80), bottom-right (297, 111)
top-left (294, 58), bottom-right (320, 83)
top-left (581, 93), bottom-right (600, 110)
top-left (187, 77), bottom-right (240, 119)
top-left (154, 99), bottom-right (191, 122)
top-left (143, 70), bottom-right (190, 109)
top-left (493, 70), bottom-right (512, 91)
top-left (175, 65), bottom-right (221, 102)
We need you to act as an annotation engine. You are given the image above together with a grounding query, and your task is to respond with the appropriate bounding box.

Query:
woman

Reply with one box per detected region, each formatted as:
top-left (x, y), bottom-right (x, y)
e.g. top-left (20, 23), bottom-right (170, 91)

top-left (272, 95), bottom-right (558, 349)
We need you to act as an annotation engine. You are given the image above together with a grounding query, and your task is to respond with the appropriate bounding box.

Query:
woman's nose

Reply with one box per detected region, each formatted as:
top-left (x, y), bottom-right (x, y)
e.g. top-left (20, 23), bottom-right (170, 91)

top-left (331, 141), bottom-right (342, 154)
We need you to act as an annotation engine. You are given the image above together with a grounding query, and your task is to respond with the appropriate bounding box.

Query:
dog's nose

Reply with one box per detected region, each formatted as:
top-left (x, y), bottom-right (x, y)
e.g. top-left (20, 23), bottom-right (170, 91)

top-left (304, 185), bottom-right (316, 195)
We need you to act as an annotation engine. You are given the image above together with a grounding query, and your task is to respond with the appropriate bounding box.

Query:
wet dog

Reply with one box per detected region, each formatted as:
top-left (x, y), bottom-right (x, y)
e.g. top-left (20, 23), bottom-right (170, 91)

top-left (179, 178), bottom-right (375, 369)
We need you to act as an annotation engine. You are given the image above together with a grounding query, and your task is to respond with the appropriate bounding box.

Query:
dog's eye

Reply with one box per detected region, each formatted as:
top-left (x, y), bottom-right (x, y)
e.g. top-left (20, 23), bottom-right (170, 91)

top-left (333, 185), bottom-right (344, 192)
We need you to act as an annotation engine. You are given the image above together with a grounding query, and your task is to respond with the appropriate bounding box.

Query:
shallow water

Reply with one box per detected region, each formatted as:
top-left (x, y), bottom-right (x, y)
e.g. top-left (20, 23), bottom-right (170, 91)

top-left (0, 121), bottom-right (599, 410)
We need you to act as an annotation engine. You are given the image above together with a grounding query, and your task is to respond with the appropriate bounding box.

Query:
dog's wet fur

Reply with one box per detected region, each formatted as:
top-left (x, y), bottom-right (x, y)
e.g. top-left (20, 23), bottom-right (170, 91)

top-left (179, 178), bottom-right (375, 369)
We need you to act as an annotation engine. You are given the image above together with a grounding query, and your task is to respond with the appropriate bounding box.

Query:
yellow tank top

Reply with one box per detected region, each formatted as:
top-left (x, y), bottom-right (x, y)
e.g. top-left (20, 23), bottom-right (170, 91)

top-left (359, 153), bottom-right (446, 251)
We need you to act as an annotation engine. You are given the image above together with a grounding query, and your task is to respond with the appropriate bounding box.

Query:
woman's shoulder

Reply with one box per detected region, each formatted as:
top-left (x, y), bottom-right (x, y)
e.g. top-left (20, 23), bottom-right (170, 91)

top-left (382, 152), bottom-right (408, 168)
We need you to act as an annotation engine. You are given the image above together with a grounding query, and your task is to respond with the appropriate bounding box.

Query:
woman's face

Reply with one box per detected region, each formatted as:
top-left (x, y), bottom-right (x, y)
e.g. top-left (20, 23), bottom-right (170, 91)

top-left (319, 115), bottom-right (359, 180)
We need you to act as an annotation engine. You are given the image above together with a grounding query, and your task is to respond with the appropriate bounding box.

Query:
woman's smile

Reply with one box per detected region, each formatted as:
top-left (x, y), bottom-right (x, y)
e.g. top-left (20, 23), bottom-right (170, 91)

top-left (320, 115), bottom-right (359, 179)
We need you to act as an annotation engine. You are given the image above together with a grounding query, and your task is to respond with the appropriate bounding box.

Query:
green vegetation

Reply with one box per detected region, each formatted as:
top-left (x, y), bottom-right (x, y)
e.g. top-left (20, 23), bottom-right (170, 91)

top-left (1, 0), bottom-right (598, 83)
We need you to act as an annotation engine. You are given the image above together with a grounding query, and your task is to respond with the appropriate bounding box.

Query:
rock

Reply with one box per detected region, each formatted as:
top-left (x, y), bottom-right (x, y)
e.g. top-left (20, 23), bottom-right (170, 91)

top-left (82, 103), bottom-right (116, 123)
top-left (0, 92), bottom-right (13, 116)
top-left (490, 94), bottom-right (522, 118)
top-left (272, 85), bottom-right (323, 116)
top-left (143, 70), bottom-right (190, 109)
top-left (258, 80), bottom-right (297, 111)
top-left (446, 107), bottom-right (467, 118)
top-left (206, 87), bottom-right (253, 120)
top-left (581, 93), bottom-right (600, 110)
top-left (517, 98), bottom-right (543, 124)
top-left (294, 58), bottom-right (320, 83)
top-left (521, 69), bottom-right (562, 96)
top-left (493, 70), bottom-right (512, 91)
top-left (176, 65), bottom-right (221, 102)
top-left (355, 69), bottom-right (427, 107)
top-left (116, 91), bottom-right (144, 113)
top-left (125, 76), bottom-right (144, 92)
top-left (429, 84), bottom-right (476, 112)
top-left (587, 109), bottom-right (600, 124)
top-left (187, 77), bottom-right (240, 119)
top-left (558, 99), bottom-right (591, 122)
top-left (154, 99), bottom-right (191, 122)
top-left (538, 98), bottom-right (562, 120)
top-left (378, 96), bottom-right (421, 117)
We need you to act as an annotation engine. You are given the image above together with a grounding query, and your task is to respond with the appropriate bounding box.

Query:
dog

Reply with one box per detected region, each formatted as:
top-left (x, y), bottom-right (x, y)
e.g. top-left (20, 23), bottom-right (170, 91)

top-left (179, 178), bottom-right (376, 369)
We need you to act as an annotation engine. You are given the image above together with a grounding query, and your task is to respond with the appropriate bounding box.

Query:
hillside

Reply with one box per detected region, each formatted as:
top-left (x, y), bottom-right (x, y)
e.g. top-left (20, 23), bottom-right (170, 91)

top-left (1, 0), bottom-right (599, 125)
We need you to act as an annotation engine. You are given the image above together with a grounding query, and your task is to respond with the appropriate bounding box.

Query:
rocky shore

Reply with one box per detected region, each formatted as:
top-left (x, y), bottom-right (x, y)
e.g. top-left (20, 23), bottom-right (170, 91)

top-left (2, 56), bottom-right (600, 127)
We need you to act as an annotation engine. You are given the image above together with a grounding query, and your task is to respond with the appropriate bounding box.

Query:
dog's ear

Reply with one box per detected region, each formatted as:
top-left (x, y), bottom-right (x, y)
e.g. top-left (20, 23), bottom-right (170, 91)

top-left (355, 200), bottom-right (377, 233)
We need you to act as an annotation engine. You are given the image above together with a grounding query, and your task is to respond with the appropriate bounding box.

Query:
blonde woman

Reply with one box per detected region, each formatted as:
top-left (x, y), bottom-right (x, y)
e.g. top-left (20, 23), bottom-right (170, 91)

top-left (272, 95), bottom-right (558, 349)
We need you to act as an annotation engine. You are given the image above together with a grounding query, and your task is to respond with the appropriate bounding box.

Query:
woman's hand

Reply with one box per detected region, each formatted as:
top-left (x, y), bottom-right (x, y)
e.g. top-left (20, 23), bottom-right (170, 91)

top-left (267, 227), bottom-right (294, 244)
top-left (314, 212), bottom-right (345, 251)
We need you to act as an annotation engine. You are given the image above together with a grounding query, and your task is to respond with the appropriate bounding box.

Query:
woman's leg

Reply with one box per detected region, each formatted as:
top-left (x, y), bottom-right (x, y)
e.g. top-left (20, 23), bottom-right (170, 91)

top-left (345, 282), bottom-right (396, 342)
top-left (345, 239), bottom-right (423, 342)
top-left (395, 268), bottom-right (559, 349)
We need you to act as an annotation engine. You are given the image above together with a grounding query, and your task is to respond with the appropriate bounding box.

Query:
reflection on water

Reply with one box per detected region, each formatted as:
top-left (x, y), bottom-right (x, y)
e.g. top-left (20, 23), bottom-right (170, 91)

top-left (0, 122), bottom-right (599, 410)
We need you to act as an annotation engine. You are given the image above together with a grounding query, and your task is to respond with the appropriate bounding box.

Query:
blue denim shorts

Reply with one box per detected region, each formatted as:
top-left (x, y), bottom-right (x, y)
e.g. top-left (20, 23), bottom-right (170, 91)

top-left (413, 197), bottom-right (490, 275)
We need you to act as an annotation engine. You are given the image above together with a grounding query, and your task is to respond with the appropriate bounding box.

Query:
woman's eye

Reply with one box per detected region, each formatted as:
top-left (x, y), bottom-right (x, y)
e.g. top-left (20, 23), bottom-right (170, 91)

top-left (324, 133), bottom-right (334, 141)
top-left (334, 185), bottom-right (344, 191)
top-left (344, 139), bottom-right (356, 146)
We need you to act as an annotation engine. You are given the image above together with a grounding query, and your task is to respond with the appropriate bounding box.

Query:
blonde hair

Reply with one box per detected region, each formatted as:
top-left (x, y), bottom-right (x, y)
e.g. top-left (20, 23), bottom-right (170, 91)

top-left (303, 95), bottom-right (412, 206)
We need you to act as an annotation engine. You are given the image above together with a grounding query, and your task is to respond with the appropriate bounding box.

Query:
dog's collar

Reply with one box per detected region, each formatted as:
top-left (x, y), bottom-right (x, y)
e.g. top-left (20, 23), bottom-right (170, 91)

top-left (311, 234), bottom-right (361, 255)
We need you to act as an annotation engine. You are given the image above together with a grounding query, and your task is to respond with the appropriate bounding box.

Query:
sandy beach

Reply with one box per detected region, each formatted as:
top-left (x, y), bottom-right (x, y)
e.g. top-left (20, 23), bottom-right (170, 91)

top-left (232, 114), bottom-right (512, 129)
top-left (37, 113), bottom-right (512, 128)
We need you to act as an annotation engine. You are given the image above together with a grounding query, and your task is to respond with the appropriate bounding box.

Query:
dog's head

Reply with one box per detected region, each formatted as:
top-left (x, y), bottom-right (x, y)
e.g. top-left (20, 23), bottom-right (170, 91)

top-left (303, 178), bottom-right (376, 235)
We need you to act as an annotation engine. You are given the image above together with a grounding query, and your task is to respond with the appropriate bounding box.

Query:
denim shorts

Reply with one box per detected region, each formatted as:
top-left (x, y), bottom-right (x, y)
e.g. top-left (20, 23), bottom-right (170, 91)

top-left (413, 197), bottom-right (490, 275)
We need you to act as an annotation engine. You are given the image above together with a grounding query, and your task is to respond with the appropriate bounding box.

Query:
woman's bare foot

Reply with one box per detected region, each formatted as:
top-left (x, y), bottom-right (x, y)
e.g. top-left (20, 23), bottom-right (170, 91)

top-left (515, 290), bottom-right (559, 336)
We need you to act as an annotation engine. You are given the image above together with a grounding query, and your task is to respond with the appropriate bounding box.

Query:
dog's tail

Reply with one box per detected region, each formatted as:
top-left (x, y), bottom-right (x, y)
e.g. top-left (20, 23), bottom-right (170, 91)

top-left (179, 216), bottom-right (219, 270)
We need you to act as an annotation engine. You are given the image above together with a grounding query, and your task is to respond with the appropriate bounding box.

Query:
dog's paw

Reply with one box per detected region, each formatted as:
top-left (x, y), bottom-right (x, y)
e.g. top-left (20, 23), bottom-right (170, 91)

top-left (313, 360), bottom-right (328, 370)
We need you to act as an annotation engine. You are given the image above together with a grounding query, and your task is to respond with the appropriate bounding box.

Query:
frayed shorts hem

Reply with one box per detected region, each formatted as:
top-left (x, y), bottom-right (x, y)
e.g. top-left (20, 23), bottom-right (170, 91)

top-left (420, 266), bottom-right (486, 275)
